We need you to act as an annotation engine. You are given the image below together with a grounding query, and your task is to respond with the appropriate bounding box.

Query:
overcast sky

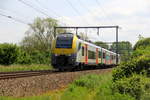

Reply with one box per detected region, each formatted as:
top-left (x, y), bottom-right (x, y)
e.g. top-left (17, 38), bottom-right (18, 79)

top-left (0, 0), bottom-right (150, 45)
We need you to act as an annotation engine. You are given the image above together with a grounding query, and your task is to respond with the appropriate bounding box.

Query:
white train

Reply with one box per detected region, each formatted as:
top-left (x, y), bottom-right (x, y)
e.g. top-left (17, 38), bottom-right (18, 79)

top-left (51, 33), bottom-right (120, 70)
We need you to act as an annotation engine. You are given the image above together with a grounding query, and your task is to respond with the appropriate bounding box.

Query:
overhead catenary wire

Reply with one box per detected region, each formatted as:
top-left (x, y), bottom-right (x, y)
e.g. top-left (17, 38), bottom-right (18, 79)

top-left (35, 0), bottom-right (61, 18)
top-left (94, 0), bottom-right (115, 25)
top-left (18, 0), bottom-right (67, 26)
top-left (65, 0), bottom-right (90, 25)
top-left (77, 0), bottom-right (94, 16)
top-left (18, 0), bottom-right (51, 18)
top-left (0, 8), bottom-right (30, 23)
top-left (0, 12), bottom-right (28, 25)
top-left (77, 0), bottom-right (102, 36)
top-left (34, 0), bottom-right (66, 26)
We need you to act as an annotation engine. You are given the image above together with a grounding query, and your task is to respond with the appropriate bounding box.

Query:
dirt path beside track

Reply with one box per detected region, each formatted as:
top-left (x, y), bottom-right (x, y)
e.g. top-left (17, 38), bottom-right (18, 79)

top-left (0, 68), bottom-right (112, 97)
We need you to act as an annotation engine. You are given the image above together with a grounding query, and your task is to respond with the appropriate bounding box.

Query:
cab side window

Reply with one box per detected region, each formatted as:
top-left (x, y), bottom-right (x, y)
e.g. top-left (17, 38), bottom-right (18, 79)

top-left (103, 52), bottom-right (106, 59)
top-left (78, 43), bottom-right (81, 51)
top-left (82, 46), bottom-right (84, 56)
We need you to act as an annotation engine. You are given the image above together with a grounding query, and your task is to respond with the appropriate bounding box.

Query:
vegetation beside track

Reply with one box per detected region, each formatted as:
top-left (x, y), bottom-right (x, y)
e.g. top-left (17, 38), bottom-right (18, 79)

top-left (61, 74), bottom-right (134, 100)
top-left (0, 37), bottom-right (149, 100)
top-left (0, 64), bottom-right (52, 72)
top-left (112, 37), bottom-right (150, 100)
top-left (0, 74), bottom-right (134, 100)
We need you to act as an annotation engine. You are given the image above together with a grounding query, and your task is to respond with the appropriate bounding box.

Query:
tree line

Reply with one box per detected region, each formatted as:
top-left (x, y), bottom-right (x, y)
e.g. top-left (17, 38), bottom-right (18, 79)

top-left (0, 17), bottom-right (144, 65)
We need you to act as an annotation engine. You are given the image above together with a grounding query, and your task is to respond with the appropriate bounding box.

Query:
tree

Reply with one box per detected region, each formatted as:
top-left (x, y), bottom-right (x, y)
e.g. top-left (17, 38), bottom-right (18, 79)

top-left (0, 43), bottom-right (19, 65)
top-left (110, 41), bottom-right (132, 61)
top-left (20, 17), bottom-right (65, 53)
top-left (133, 37), bottom-right (150, 50)
top-left (78, 32), bottom-right (89, 40)
top-left (138, 34), bottom-right (144, 40)
top-left (94, 41), bottom-right (109, 49)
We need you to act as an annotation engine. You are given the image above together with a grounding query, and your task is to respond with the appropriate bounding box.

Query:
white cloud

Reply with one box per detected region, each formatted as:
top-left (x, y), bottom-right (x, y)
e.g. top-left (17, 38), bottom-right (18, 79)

top-left (58, 0), bottom-right (150, 45)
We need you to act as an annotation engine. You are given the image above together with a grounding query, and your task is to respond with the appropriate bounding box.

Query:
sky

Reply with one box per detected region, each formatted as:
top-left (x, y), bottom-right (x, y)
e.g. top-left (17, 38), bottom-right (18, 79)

top-left (0, 0), bottom-right (150, 45)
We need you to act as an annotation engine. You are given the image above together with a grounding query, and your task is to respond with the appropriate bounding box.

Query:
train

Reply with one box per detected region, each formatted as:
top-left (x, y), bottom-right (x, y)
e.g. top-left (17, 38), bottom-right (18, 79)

top-left (51, 33), bottom-right (120, 71)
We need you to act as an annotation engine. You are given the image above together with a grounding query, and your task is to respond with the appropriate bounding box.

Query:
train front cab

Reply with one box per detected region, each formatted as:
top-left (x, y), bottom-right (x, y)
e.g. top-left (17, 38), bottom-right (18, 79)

top-left (51, 33), bottom-right (78, 70)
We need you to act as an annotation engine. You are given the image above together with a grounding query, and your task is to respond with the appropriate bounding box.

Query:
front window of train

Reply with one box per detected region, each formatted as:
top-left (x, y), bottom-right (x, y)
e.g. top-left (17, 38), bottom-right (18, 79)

top-left (56, 33), bottom-right (73, 48)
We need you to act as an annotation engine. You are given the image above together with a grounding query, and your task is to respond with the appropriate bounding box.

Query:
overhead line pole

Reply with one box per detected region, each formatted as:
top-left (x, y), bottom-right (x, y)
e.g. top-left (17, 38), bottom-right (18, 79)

top-left (116, 26), bottom-right (119, 64)
top-left (55, 26), bottom-right (119, 29)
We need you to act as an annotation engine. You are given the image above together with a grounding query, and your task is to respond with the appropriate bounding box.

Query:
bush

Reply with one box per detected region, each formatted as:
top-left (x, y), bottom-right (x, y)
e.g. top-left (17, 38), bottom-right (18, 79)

top-left (61, 86), bottom-right (89, 100)
top-left (113, 75), bottom-right (150, 100)
top-left (94, 77), bottom-right (135, 100)
top-left (29, 50), bottom-right (51, 64)
top-left (17, 50), bottom-right (32, 64)
top-left (61, 74), bottom-right (135, 100)
top-left (0, 43), bottom-right (19, 65)
top-left (73, 74), bottom-right (102, 90)
top-left (134, 38), bottom-right (150, 50)
top-left (131, 46), bottom-right (150, 58)
top-left (61, 74), bottom-right (103, 100)
top-left (95, 91), bottom-right (135, 100)
top-left (112, 54), bottom-right (150, 81)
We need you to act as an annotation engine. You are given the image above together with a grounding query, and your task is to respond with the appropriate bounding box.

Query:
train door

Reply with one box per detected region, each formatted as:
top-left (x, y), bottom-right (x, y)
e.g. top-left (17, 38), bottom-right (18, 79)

top-left (106, 52), bottom-right (109, 65)
top-left (80, 44), bottom-right (85, 63)
top-left (106, 52), bottom-right (110, 65)
top-left (110, 53), bottom-right (113, 65)
top-left (102, 50), bottom-right (106, 64)
top-left (98, 48), bottom-right (102, 64)
top-left (76, 42), bottom-right (82, 63)
top-left (85, 44), bottom-right (88, 64)
top-left (101, 48), bottom-right (103, 64)
top-left (96, 48), bottom-right (98, 64)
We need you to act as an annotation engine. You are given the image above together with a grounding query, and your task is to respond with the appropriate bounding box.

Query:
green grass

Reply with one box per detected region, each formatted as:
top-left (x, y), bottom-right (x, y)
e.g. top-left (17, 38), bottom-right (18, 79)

top-left (61, 74), bottom-right (135, 100)
top-left (0, 89), bottom-right (64, 100)
top-left (0, 64), bottom-right (53, 72)
top-left (0, 96), bottom-right (51, 100)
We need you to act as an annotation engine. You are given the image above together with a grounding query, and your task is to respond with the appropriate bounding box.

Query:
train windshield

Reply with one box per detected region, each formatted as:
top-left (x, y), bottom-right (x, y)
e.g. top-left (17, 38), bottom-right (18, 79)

top-left (56, 33), bottom-right (73, 48)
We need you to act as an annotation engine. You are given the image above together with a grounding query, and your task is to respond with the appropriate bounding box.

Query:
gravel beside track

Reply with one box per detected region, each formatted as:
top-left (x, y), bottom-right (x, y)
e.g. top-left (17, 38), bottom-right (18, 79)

top-left (0, 68), bottom-right (112, 97)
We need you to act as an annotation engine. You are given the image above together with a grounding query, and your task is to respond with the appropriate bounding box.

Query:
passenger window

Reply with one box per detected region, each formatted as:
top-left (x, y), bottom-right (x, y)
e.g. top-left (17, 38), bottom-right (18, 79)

top-left (99, 51), bottom-right (101, 58)
top-left (82, 47), bottom-right (84, 56)
top-left (85, 46), bottom-right (88, 57)
top-left (111, 55), bottom-right (113, 60)
top-left (103, 52), bottom-right (106, 59)
top-left (114, 56), bottom-right (116, 60)
top-left (88, 50), bottom-right (95, 59)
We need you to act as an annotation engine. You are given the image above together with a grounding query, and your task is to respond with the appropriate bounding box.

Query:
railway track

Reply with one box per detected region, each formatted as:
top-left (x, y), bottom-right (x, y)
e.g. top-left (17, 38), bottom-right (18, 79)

top-left (0, 70), bottom-right (56, 80)
top-left (0, 67), bottom-right (113, 80)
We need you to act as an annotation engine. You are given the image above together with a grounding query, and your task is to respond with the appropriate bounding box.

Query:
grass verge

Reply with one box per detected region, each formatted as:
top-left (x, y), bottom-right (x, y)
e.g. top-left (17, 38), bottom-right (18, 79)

top-left (0, 64), bottom-right (53, 72)
top-left (61, 74), bottom-right (135, 100)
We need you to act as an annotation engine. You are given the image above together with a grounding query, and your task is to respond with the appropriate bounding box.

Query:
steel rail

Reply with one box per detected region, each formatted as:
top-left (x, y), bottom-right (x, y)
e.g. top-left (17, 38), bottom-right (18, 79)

top-left (0, 70), bottom-right (56, 80)
top-left (0, 67), bottom-right (113, 80)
